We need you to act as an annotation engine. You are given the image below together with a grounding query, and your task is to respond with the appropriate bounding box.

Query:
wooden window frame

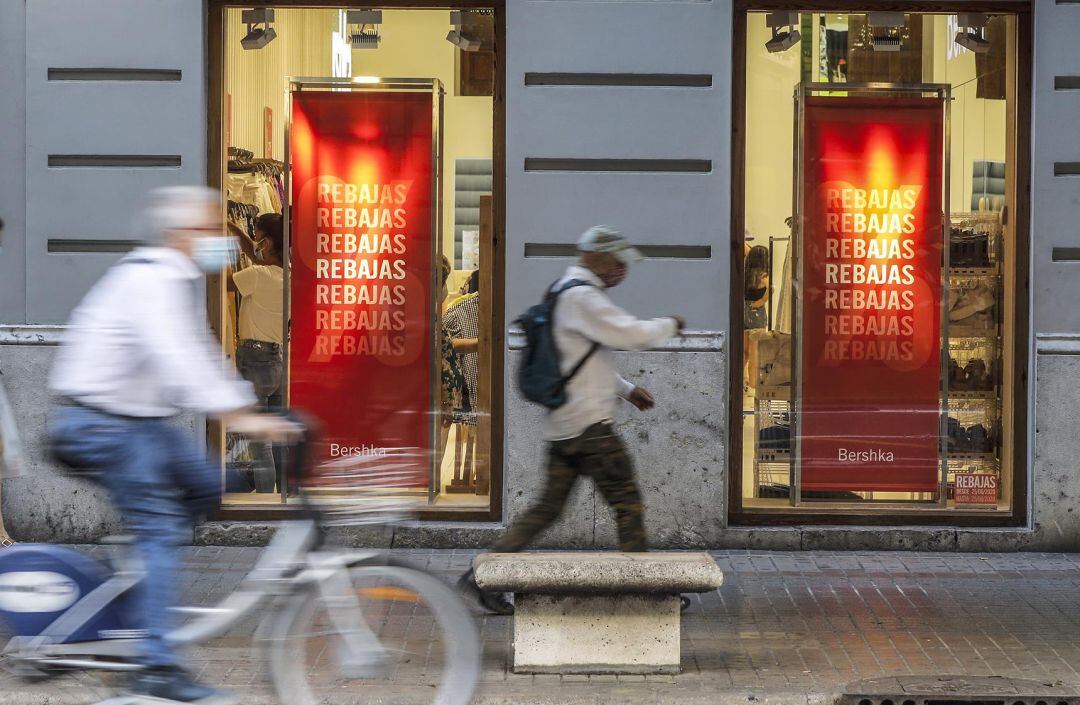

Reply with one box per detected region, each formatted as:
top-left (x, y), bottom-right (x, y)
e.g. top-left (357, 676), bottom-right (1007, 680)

top-left (205, 0), bottom-right (506, 523)
top-left (728, 1), bottom-right (1033, 527)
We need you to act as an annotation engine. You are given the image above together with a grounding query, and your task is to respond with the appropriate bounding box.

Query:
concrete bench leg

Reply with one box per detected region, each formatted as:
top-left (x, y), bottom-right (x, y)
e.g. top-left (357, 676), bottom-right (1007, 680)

top-left (512, 593), bottom-right (681, 675)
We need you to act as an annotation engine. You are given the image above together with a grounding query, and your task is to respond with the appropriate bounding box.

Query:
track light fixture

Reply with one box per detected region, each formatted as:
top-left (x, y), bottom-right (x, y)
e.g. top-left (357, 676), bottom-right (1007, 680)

top-left (764, 12), bottom-right (800, 54)
top-left (868, 11), bottom-right (905, 52)
top-left (446, 10), bottom-right (486, 52)
top-left (241, 8), bottom-right (276, 50)
top-left (346, 9), bottom-right (381, 49)
top-left (446, 29), bottom-right (482, 52)
top-left (954, 12), bottom-right (991, 54)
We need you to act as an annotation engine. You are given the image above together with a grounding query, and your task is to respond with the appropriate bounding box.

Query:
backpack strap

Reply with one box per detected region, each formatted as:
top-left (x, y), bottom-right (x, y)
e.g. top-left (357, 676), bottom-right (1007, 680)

top-left (557, 341), bottom-right (600, 393)
top-left (547, 279), bottom-right (601, 394)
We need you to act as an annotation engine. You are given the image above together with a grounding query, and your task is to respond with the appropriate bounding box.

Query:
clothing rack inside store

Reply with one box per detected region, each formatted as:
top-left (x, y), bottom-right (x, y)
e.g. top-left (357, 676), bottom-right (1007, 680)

top-left (228, 158), bottom-right (284, 176)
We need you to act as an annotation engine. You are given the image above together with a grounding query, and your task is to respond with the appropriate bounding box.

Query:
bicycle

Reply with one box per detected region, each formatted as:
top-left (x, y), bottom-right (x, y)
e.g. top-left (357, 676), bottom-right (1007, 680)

top-left (0, 427), bottom-right (482, 705)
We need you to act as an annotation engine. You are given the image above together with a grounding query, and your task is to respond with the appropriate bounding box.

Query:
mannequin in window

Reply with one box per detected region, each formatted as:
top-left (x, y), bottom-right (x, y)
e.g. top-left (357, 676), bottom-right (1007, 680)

top-left (437, 256), bottom-right (473, 488)
top-left (744, 243), bottom-right (770, 393)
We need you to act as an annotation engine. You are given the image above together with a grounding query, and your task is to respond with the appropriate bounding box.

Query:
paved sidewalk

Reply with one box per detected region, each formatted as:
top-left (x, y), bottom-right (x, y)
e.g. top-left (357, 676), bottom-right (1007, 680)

top-left (4, 548), bottom-right (1080, 704)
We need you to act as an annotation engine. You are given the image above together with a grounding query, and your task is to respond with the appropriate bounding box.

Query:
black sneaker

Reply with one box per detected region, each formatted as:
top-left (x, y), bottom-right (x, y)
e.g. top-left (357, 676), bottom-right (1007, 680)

top-left (457, 569), bottom-right (515, 615)
top-left (128, 666), bottom-right (235, 704)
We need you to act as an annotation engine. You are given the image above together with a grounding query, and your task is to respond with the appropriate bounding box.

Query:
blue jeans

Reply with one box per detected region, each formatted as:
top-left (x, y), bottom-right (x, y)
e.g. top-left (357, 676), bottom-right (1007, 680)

top-left (236, 341), bottom-right (284, 492)
top-left (48, 405), bottom-right (221, 667)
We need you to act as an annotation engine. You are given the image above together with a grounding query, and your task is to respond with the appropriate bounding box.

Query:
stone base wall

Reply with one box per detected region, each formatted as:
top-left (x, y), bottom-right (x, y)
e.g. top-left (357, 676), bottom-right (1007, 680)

top-left (3, 339), bottom-right (1078, 552)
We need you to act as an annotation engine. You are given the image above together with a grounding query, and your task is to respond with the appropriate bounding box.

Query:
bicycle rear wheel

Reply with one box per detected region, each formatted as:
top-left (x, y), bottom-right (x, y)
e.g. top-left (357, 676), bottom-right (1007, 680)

top-left (268, 562), bottom-right (480, 705)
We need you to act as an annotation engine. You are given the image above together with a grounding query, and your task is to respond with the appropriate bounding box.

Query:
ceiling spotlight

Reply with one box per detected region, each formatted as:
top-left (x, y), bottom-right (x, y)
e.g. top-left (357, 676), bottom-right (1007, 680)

top-left (954, 31), bottom-right (990, 54)
top-left (446, 10), bottom-right (487, 51)
top-left (241, 8), bottom-right (276, 50)
top-left (346, 9), bottom-right (381, 48)
top-left (867, 11), bottom-right (905, 28)
top-left (954, 13), bottom-right (991, 54)
top-left (764, 11), bottom-right (801, 53)
top-left (867, 11), bottom-right (905, 52)
top-left (765, 27), bottom-right (800, 53)
top-left (446, 28), bottom-right (482, 52)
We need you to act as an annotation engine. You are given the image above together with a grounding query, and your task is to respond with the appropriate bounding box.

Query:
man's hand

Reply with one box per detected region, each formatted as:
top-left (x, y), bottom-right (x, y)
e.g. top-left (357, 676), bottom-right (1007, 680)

top-left (223, 412), bottom-right (305, 442)
top-left (627, 386), bottom-right (656, 411)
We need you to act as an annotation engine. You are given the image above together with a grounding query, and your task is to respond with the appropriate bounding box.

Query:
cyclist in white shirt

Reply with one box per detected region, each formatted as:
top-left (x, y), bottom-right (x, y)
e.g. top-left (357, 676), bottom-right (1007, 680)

top-left (48, 186), bottom-right (296, 704)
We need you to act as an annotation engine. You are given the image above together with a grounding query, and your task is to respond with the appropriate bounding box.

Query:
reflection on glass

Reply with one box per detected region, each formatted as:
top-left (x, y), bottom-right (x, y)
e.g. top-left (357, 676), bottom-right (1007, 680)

top-left (741, 12), bottom-right (1016, 514)
top-left (219, 7), bottom-right (495, 511)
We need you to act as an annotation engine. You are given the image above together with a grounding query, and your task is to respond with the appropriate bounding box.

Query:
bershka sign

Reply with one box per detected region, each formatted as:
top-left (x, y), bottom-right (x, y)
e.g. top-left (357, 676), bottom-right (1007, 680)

top-left (799, 95), bottom-right (945, 493)
top-left (288, 89), bottom-right (435, 482)
top-left (954, 473), bottom-right (999, 506)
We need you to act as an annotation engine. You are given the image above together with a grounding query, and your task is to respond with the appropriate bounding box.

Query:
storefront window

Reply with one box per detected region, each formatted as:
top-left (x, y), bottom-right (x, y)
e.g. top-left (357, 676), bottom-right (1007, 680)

top-left (217, 7), bottom-right (498, 512)
top-left (736, 10), bottom-right (1023, 518)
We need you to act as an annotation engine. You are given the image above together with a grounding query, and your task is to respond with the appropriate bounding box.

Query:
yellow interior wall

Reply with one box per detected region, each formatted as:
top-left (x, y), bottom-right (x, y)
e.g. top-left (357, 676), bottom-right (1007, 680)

top-left (225, 8), bottom-right (493, 283)
top-left (225, 9), bottom-right (338, 160)
top-left (743, 13), bottom-right (1010, 238)
top-left (744, 16), bottom-right (800, 244)
top-left (927, 16), bottom-right (1008, 214)
top-left (350, 9), bottom-right (494, 278)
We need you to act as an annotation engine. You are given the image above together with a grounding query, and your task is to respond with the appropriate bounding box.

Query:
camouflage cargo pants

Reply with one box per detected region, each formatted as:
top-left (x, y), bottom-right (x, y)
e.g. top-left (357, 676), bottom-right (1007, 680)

top-left (490, 421), bottom-right (647, 552)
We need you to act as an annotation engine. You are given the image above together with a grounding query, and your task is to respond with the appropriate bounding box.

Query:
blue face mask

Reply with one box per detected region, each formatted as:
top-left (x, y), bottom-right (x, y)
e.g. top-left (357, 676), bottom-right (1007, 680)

top-left (191, 235), bottom-right (239, 273)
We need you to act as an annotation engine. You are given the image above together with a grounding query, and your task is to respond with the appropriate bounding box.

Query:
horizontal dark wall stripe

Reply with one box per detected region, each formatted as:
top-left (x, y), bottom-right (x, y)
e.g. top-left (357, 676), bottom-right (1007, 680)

top-left (1052, 247), bottom-right (1080, 262)
top-left (525, 158), bottom-right (711, 173)
top-left (525, 243), bottom-right (711, 259)
top-left (48, 239), bottom-right (137, 254)
top-left (48, 68), bottom-right (181, 82)
top-left (1054, 162), bottom-right (1080, 176)
top-left (525, 73), bottom-right (712, 88)
top-left (1055, 76), bottom-right (1080, 90)
top-left (48, 155), bottom-right (181, 168)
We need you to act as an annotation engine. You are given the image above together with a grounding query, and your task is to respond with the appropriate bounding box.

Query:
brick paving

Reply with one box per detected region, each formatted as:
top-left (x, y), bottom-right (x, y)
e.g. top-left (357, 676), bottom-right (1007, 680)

top-left (4, 548), bottom-right (1080, 704)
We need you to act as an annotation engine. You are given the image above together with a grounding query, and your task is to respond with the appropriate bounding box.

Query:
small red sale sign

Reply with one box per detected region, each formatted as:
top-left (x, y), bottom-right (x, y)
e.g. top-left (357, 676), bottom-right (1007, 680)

top-left (953, 473), bottom-right (998, 506)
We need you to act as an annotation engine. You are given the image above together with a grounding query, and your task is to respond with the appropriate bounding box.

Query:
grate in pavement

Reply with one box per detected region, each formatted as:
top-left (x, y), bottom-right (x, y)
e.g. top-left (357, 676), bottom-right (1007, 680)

top-left (841, 676), bottom-right (1080, 705)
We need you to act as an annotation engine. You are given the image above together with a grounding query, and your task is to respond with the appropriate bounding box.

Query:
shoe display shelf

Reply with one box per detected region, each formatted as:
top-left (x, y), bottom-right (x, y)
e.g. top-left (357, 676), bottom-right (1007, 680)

top-left (944, 212), bottom-right (1004, 506)
top-left (752, 386), bottom-right (792, 496)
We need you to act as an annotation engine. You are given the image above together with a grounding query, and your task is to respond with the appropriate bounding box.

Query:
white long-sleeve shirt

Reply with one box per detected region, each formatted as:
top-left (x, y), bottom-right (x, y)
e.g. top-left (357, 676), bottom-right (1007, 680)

top-left (544, 265), bottom-right (679, 441)
top-left (50, 247), bottom-right (255, 418)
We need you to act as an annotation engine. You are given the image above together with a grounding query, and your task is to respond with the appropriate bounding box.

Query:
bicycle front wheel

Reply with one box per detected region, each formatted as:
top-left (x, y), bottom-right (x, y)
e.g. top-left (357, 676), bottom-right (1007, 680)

top-left (268, 562), bottom-right (481, 705)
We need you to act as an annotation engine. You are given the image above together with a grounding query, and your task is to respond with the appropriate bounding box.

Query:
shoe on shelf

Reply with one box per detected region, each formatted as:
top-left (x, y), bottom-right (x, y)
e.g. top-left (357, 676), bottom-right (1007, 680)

top-left (457, 568), bottom-right (515, 616)
top-left (128, 666), bottom-right (235, 705)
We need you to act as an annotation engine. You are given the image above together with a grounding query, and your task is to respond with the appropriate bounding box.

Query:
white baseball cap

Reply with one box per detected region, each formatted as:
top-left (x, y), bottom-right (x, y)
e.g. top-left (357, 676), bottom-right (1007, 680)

top-left (576, 225), bottom-right (643, 264)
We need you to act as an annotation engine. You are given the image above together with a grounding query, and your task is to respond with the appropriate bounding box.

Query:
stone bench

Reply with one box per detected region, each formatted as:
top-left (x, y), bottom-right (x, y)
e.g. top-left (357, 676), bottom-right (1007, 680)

top-left (472, 552), bottom-right (723, 675)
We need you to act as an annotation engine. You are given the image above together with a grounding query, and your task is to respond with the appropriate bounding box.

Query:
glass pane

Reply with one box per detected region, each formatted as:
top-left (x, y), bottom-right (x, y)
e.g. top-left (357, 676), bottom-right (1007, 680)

top-left (220, 8), bottom-right (496, 511)
top-left (741, 12), bottom-right (1015, 514)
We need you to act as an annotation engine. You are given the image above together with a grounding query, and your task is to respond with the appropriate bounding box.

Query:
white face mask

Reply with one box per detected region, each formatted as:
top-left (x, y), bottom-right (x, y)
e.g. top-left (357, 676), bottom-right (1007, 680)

top-left (191, 235), bottom-right (239, 272)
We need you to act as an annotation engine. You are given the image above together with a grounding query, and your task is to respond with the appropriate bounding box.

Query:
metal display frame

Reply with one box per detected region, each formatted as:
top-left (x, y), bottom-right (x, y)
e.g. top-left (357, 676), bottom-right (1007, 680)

top-left (282, 76), bottom-right (445, 506)
top-left (790, 82), bottom-right (951, 509)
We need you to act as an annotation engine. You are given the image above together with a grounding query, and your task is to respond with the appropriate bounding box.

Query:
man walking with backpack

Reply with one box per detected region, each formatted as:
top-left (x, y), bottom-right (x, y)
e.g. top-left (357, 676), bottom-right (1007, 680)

top-left (461, 226), bottom-right (683, 614)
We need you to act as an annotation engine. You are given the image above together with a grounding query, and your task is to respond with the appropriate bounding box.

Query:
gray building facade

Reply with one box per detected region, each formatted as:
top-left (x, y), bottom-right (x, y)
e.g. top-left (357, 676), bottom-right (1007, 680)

top-left (1, 0), bottom-right (1078, 551)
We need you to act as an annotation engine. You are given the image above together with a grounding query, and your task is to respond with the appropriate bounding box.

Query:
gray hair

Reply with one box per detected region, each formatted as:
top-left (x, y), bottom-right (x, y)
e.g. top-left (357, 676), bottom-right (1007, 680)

top-left (136, 186), bottom-right (221, 245)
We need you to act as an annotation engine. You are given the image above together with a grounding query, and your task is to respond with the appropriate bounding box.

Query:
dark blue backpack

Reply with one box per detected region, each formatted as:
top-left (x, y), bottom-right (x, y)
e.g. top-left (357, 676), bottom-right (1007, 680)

top-left (516, 279), bottom-right (600, 409)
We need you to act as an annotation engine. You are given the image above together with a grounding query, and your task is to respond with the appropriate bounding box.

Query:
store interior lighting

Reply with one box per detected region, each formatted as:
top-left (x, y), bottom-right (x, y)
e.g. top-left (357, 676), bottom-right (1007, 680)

top-left (954, 12), bottom-right (991, 54)
top-left (867, 11), bottom-right (905, 52)
top-left (241, 8), bottom-right (276, 50)
top-left (346, 9), bottom-right (381, 49)
top-left (446, 10), bottom-right (483, 52)
top-left (764, 12), bottom-right (801, 53)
